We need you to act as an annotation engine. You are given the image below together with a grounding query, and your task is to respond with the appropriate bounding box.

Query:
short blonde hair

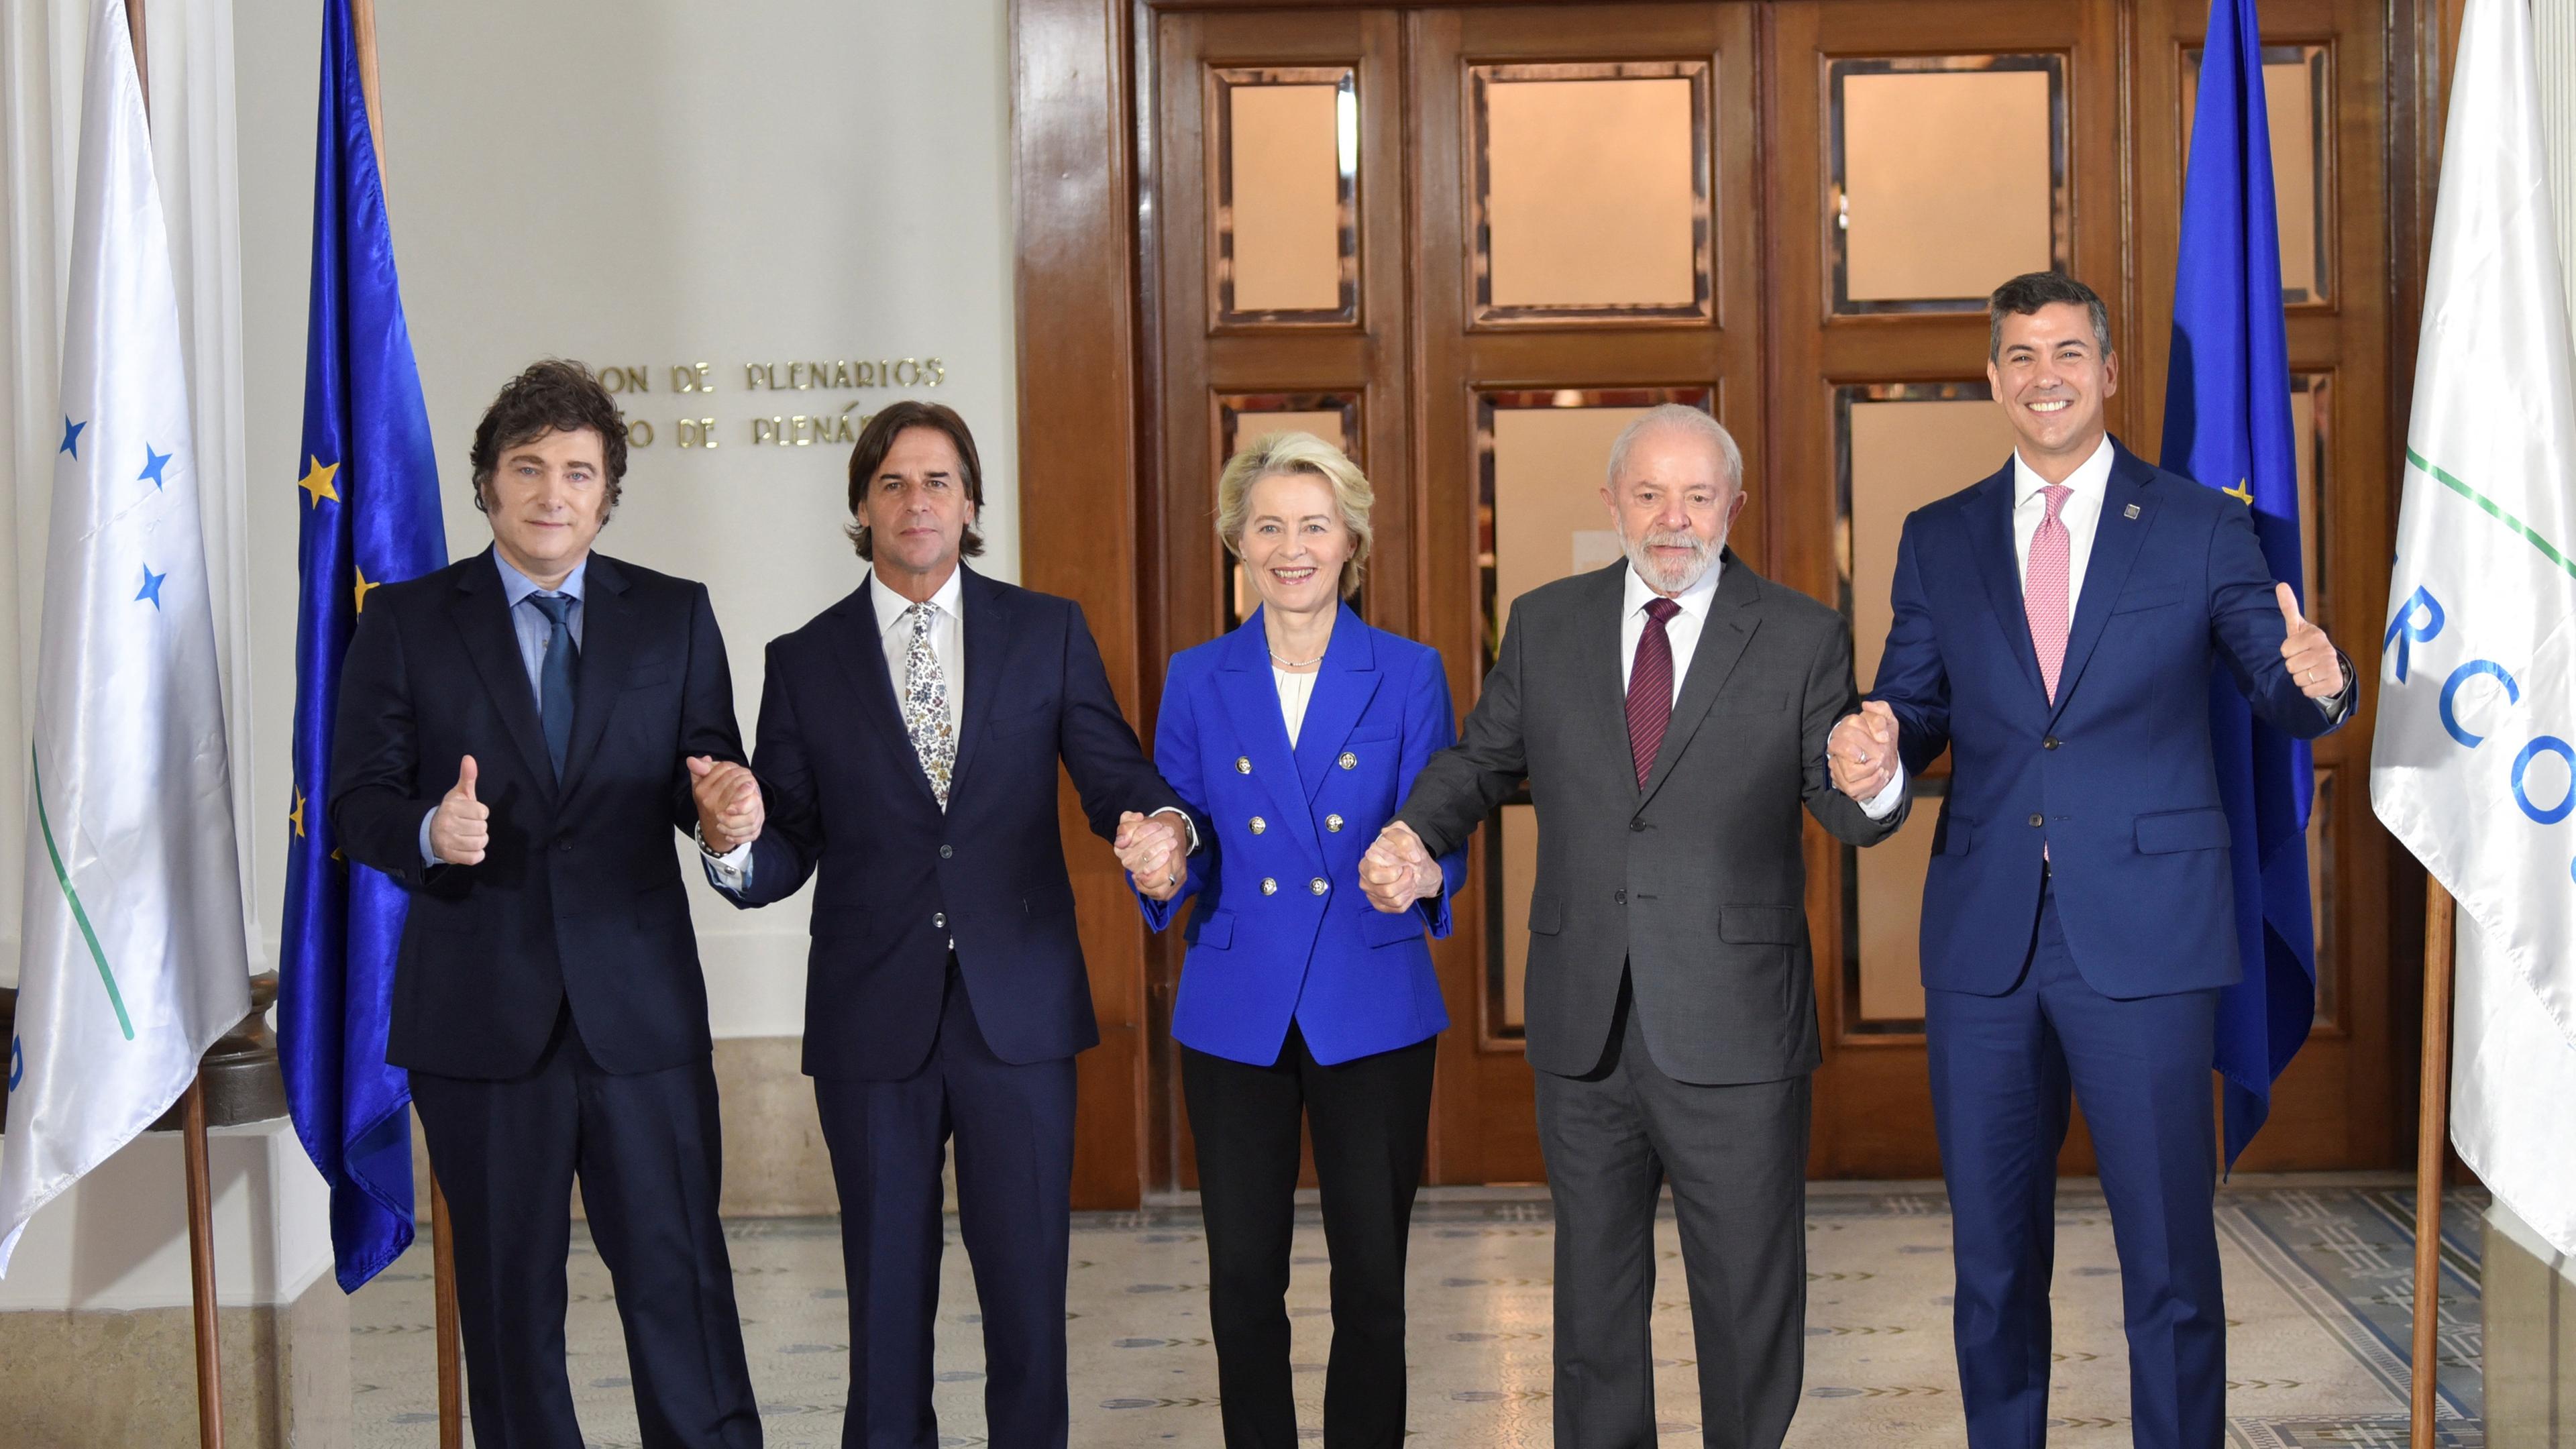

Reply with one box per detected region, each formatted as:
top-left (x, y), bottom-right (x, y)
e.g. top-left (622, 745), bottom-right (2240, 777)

top-left (1215, 431), bottom-right (1374, 598)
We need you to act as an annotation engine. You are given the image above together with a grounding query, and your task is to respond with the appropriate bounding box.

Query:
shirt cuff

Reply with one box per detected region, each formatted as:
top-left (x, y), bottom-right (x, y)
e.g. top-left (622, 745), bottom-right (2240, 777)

top-left (418, 806), bottom-right (441, 867)
top-left (1861, 762), bottom-right (1908, 820)
top-left (2316, 653), bottom-right (2357, 722)
top-left (696, 824), bottom-right (754, 892)
top-left (1151, 806), bottom-right (1201, 855)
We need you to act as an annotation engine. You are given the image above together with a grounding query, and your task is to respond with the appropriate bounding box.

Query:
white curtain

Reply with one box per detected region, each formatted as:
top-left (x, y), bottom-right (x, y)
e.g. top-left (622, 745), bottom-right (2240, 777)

top-left (0, 0), bottom-right (256, 985)
top-left (2541, 0), bottom-right (2576, 307)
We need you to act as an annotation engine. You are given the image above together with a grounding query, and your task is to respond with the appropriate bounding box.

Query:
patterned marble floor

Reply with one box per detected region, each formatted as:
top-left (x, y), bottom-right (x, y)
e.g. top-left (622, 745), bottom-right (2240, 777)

top-left (351, 1175), bottom-right (2486, 1447)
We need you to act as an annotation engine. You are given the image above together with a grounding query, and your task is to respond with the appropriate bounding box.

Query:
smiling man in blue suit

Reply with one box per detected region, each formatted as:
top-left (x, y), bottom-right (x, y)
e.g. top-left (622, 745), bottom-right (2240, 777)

top-left (1836, 272), bottom-right (2354, 1449)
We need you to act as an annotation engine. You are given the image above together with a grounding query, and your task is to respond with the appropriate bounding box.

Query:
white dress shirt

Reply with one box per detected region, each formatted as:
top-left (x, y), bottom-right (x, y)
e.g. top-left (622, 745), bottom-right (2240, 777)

top-left (2012, 434), bottom-right (2117, 603)
top-left (1618, 555), bottom-right (1724, 702)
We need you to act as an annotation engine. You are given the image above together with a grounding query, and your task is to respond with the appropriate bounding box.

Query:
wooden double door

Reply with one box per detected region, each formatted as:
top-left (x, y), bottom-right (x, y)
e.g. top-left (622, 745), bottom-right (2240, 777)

top-left (1122, 0), bottom-right (2399, 1190)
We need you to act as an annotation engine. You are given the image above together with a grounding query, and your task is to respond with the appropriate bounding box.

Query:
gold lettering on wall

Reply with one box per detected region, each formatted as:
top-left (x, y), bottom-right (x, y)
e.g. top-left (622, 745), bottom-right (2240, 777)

top-left (601, 353), bottom-right (943, 453)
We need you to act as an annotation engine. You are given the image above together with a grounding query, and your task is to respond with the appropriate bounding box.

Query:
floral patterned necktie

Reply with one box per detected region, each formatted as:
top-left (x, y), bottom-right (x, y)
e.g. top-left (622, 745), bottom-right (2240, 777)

top-left (903, 602), bottom-right (955, 809)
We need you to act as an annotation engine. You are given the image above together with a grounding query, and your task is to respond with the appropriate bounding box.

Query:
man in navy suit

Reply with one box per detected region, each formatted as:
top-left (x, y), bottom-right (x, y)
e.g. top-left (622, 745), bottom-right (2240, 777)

top-left (700, 401), bottom-right (1193, 1448)
top-left (1835, 272), bottom-right (2353, 1449)
top-left (331, 360), bottom-right (763, 1448)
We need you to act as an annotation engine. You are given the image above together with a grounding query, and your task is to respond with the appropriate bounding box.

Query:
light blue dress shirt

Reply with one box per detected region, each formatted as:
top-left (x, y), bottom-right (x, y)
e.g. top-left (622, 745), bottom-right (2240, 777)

top-left (417, 554), bottom-right (588, 864)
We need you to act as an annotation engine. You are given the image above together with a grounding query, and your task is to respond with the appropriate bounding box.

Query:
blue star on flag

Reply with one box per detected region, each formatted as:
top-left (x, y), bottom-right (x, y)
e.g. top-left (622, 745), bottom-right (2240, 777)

top-left (136, 564), bottom-right (166, 608)
top-left (59, 417), bottom-right (83, 457)
top-left (139, 445), bottom-right (170, 488)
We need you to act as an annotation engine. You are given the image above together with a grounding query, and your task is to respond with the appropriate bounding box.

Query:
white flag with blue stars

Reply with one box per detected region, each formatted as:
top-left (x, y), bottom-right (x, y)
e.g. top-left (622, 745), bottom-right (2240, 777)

top-left (0, 0), bottom-right (251, 1274)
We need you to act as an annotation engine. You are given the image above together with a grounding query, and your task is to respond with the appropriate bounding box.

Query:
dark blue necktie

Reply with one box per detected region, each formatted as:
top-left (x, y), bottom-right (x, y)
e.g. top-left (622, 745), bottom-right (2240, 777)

top-left (529, 592), bottom-right (579, 780)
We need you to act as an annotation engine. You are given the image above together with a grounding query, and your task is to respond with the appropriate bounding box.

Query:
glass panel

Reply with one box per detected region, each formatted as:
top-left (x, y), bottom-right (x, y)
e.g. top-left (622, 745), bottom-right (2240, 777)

top-left (1214, 68), bottom-right (1358, 323)
top-left (2183, 46), bottom-right (2332, 303)
top-left (1216, 392), bottom-right (1362, 631)
top-left (2290, 372), bottom-right (2328, 625)
top-left (1839, 385), bottom-right (2019, 690)
top-left (1855, 780), bottom-right (1945, 1024)
top-left (1831, 56), bottom-right (2068, 313)
top-left (1475, 388), bottom-right (1715, 1044)
top-left (1496, 802), bottom-right (1538, 1033)
top-left (2309, 765), bottom-right (2337, 1028)
top-left (1472, 62), bottom-right (1713, 323)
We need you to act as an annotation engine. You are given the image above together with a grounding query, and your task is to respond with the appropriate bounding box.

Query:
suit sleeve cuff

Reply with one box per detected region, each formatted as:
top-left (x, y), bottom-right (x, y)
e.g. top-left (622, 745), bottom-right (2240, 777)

top-left (696, 823), bottom-right (754, 891)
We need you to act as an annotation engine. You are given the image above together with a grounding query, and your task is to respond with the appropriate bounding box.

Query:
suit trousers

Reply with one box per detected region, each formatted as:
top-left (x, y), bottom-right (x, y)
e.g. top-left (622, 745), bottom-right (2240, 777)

top-left (1925, 876), bottom-right (2224, 1449)
top-left (1534, 979), bottom-right (1812, 1449)
top-left (1181, 1024), bottom-right (1438, 1449)
top-left (409, 1008), bottom-right (760, 1449)
top-left (811, 960), bottom-right (1077, 1449)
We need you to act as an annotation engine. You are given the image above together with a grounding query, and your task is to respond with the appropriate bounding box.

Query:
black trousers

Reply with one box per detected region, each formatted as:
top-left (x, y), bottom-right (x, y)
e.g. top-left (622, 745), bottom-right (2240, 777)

top-left (811, 961), bottom-right (1077, 1449)
top-left (1181, 1024), bottom-right (1438, 1449)
top-left (409, 1010), bottom-right (761, 1449)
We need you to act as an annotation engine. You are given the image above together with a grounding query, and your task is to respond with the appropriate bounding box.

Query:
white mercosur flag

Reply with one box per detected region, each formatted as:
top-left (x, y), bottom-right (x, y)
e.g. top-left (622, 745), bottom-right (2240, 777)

top-left (2371, 0), bottom-right (2576, 1257)
top-left (0, 0), bottom-right (251, 1273)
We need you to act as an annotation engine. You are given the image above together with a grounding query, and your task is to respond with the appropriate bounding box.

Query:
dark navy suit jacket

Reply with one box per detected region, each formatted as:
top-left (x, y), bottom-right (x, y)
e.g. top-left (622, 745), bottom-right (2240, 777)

top-left (1869, 443), bottom-right (2348, 1000)
top-left (329, 549), bottom-right (745, 1080)
top-left (1140, 607), bottom-right (1466, 1067)
top-left (720, 566), bottom-right (1187, 1079)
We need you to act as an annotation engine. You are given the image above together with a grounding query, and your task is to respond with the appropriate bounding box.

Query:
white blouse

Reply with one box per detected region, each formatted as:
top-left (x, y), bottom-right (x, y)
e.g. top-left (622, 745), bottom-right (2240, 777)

top-left (1273, 665), bottom-right (1319, 746)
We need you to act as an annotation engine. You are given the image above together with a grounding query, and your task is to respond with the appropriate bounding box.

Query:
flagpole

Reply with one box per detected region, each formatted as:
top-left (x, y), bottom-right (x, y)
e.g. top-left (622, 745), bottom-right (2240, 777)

top-left (2410, 876), bottom-right (2456, 1449)
top-left (432, 1175), bottom-right (462, 1449)
top-left (182, 1076), bottom-right (225, 1449)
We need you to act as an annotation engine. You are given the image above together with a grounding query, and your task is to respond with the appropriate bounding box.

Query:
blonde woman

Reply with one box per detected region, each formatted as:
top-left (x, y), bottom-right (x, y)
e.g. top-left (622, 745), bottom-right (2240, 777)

top-left (1126, 432), bottom-right (1464, 1447)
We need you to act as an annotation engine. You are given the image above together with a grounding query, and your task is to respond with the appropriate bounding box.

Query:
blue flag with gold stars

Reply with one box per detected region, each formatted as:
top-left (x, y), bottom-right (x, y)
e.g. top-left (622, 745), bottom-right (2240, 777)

top-left (277, 0), bottom-right (447, 1293)
top-left (2161, 0), bottom-right (2318, 1169)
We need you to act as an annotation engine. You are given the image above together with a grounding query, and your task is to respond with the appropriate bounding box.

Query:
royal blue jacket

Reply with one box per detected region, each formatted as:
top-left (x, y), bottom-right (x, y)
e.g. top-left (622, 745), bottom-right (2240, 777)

top-left (1870, 443), bottom-right (2349, 999)
top-left (1141, 607), bottom-right (1466, 1067)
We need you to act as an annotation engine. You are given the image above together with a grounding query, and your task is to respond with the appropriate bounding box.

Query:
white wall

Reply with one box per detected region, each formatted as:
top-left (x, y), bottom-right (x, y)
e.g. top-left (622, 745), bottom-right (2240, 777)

top-left (229, 0), bottom-right (1019, 1036)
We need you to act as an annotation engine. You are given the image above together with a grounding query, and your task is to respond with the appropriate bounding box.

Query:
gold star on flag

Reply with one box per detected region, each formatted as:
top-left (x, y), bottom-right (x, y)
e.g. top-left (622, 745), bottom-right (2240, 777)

top-left (290, 789), bottom-right (307, 838)
top-left (2222, 480), bottom-right (2254, 504)
top-left (354, 564), bottom-right (380, 614)
top-left (299, 455), bottom-right (341, 508)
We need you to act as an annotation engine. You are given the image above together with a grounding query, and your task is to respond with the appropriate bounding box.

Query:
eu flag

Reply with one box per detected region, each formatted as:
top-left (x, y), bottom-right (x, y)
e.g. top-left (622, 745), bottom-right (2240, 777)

top-left (277, 0), bottom-right (448, 1292)
top-left (2161, 0), bottom-right (2317, 1168)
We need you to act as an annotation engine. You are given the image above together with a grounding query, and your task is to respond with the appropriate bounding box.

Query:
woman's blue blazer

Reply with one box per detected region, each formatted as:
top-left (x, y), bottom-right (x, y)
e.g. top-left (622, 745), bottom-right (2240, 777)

top-left (1139, 606), bottom-right (1467, 1067)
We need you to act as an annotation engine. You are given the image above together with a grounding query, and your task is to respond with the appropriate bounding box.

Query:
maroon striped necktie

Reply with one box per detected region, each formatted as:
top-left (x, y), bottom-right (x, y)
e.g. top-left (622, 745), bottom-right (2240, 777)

top-left (1626, 597), bottom-right (1682, 788)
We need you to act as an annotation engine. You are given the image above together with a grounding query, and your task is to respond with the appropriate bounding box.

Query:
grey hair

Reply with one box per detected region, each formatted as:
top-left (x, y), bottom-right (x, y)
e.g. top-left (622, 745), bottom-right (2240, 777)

top-left (1605, 404), bottom-right (1744, 492)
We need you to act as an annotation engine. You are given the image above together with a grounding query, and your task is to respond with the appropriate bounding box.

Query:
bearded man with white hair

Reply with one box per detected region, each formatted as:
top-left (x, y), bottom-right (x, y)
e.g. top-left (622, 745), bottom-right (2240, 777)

top-left (1361, 404), bottom-right (1909, 1449)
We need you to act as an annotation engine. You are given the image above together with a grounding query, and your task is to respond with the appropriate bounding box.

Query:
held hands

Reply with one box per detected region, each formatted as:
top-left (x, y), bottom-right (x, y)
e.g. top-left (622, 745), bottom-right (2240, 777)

top-left (1116, 810), bottom-right (1187, 902)
top-left (688, 756), bottom-right (764, 853)
top-left (429, 756), bottom-right (490, 866)
top-left (1359, 821), bottom-right (1442, 914)
top-left (2276, 584), bottom-right (2347, 700)
top-left (1828, 700), bottom-right (1899, 801)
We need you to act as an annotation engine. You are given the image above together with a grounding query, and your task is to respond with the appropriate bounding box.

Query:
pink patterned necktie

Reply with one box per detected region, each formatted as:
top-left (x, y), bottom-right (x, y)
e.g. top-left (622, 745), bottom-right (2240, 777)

top-left (2027, 484), bottom-right (2074, 702)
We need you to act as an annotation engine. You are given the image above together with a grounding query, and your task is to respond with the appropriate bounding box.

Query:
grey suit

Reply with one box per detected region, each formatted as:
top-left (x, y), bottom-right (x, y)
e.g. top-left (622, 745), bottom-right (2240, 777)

top-left (1394, 553), bottom-right (1903, 1449)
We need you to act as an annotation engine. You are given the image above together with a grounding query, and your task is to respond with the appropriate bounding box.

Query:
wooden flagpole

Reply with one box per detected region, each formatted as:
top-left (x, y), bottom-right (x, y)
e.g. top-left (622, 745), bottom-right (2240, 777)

top-left (181, 1077), bottom-right (225, 1449)
top-left (123, 6), bottom-right (224, 1445)
top-left (336, 2), bottom-right (460, 1439)
top-left (2410, 877), bottom-right (2457, 1449)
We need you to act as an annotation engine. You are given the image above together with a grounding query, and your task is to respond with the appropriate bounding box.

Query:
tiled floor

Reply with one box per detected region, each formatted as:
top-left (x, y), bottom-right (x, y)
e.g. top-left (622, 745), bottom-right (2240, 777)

top-left (352, 1176), bottom-right (2485, 1447)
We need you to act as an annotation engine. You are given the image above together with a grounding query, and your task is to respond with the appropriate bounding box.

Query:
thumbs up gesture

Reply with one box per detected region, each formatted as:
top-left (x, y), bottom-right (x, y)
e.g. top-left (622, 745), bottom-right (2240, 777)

top-left (2275, 583), bottom-right (2346, 699)
top-left (429, 755), bottom-right (490, 866)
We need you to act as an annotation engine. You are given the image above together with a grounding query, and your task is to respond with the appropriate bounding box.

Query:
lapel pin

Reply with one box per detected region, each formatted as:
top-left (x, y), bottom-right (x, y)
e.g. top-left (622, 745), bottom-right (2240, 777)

top-left (2123, 503), bottom-right (2141, 520)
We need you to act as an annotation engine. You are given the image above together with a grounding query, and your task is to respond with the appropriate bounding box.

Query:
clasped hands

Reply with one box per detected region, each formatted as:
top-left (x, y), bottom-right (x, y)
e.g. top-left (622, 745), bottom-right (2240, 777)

top-left (1359, 822), bottom-right (1443, 914)
top-left (1116, 812), bottom-right (1191, 901)
top-left (1827, 700), bottom-right (1900, 802)
top-left (688, 756), bottom-right (765, 853)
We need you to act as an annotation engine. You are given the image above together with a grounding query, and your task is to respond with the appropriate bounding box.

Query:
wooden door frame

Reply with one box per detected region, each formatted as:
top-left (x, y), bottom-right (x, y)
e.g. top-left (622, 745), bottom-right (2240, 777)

top-left (1015, 0), bottom-right (2449, 1207)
